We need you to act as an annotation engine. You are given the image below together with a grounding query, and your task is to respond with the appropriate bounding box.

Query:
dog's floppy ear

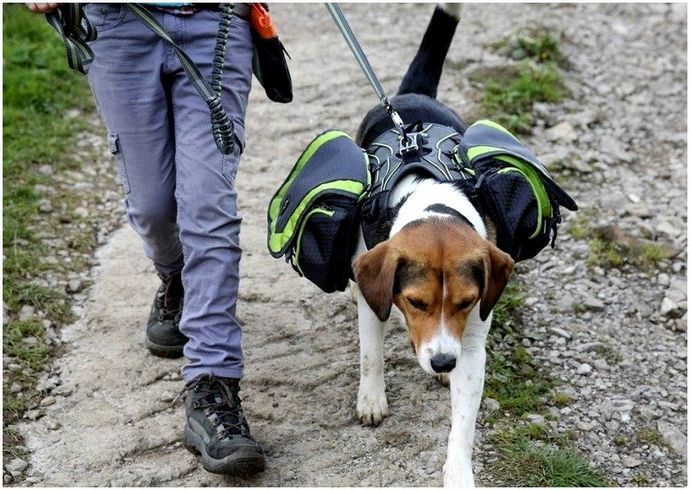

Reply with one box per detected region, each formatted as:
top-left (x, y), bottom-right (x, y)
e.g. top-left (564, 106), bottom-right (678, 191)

top-left (353, 241), bottom-right (400, 321)
top-left (479, 244), bottom-right (514, 321)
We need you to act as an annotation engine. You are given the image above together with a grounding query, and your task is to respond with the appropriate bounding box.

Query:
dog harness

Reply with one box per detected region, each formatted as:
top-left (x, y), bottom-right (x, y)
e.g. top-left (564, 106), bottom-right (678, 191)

top-left (267, 120), bottom-right (578, 293)
top-left (360, 122), bottom-right (473, 249)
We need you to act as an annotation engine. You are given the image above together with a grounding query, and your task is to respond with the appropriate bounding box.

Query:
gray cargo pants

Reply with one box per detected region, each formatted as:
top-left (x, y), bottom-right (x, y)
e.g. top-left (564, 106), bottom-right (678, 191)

top-left (85, 4), bottom-right (253, 380)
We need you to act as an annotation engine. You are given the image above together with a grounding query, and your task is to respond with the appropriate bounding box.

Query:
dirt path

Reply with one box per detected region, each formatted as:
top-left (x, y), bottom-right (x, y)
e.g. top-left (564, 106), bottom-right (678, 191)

top-left (14, 3), bottom-right (686, 487)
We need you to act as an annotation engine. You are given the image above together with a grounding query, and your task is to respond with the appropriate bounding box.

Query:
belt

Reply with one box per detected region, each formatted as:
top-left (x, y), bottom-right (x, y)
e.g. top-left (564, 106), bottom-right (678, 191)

top-left (152, 4), bottom-right (251, 20)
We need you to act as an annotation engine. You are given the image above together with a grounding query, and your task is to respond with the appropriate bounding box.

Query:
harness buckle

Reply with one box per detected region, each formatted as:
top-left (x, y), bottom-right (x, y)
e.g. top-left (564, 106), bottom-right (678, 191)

top-left (399, 132), bottom-right (421, 156)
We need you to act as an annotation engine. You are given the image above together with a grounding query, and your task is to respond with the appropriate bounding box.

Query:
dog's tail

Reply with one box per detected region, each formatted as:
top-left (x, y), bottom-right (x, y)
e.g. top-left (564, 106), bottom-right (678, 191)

top-left (397, 3), bottom-right (461, 99)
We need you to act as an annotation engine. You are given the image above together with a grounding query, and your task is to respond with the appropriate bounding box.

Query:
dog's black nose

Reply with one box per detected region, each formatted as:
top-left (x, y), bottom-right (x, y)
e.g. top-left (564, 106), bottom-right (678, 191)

top-left (430, 353), bottom-right (456, 373)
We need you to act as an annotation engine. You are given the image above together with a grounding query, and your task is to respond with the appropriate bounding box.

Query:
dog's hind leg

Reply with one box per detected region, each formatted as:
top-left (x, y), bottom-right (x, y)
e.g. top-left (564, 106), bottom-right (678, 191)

top-left (355, 290), bottom-right (389, 427)
top-left (443, 308), bottom-right (491, 487)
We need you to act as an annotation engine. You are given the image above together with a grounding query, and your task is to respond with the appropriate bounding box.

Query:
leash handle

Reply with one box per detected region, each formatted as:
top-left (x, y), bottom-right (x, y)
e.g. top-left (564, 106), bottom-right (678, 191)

top-left (325, 3), bottom-right (408, 142)
top-left (45, 4), bottom-right (97, 74)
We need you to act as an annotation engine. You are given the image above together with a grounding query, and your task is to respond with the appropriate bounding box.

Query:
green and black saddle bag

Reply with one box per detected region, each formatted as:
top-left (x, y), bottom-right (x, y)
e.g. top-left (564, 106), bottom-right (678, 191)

top-left (267, 130), bottom-right (370, 293)
top-left (457, 120), bottom-right (579, 262)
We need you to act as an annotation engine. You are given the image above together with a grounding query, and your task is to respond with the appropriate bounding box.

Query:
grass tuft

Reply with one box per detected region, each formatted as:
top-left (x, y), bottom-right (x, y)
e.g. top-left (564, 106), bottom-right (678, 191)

top-left (492, 280), bottom-right (526, 328)
top-left (550, 391), bottom-right (572, 407)
top-left (588, 236), bottom-right (625, 268)
top-left (488, 26), bottom-right (567, 66)
top-left (485, 281), bottom-right (555, 416)
top-left (491, 426), bottom-right (609, 487)
top-left (631, 473), bottom-right (650, 486)
top-left (513, 33), bottom-right (564, 64)
top-left (636, 426), bottom-right (668, 448)
top-left (483, 280), bottom-right (605, 486)
top-left (477, 26), bottom-right (569, 134)
top-left (482, 63), bottom-right (568, 134)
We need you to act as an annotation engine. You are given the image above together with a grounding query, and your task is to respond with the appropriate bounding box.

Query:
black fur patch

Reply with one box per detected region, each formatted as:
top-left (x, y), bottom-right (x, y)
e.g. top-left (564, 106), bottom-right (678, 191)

top-left (458, 261), bottom-right (484, 290)
top-left (372, 194), bottom-right (409, 244)
top-left (394, 260), bottom-right (428, 294)
top-left (424, 203), bottom-right (475, 230)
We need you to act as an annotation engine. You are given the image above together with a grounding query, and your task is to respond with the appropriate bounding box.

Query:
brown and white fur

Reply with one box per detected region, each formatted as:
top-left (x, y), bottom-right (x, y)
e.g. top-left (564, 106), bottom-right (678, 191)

top-left (348, 4), bottom-right (514, 486)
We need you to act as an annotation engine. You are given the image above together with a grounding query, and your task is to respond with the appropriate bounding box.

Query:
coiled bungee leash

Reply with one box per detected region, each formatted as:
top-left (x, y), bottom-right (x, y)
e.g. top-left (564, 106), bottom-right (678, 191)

top-left (325, 3), bottom-right (418, 156)
top-left (46, 3), bottom-right (237, 155)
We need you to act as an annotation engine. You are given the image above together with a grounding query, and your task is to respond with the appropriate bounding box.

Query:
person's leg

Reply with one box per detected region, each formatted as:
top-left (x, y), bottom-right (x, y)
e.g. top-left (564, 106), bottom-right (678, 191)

top-left (86, 4), bottom-right (183, 274)
top-left (164, 9), bottom-right (264, 475)
top-left (169, 10), bottom-right (254, 381)
top-left (85, 4), bottom-right (187, 357)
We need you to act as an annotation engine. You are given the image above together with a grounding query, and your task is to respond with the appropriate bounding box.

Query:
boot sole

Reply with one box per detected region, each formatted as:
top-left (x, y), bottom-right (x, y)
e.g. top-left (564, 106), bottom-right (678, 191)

top-left (183, 425), bottom-right (266, 475)
top-left (145, 338), bottom-right (185, 359)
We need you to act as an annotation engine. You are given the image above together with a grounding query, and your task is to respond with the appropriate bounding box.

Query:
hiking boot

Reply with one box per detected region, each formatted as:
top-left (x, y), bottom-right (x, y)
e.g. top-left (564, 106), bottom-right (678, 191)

top-left (146, 271), bottom-right (187, 358)
top-left (182, 374), bottom-right (266, 475)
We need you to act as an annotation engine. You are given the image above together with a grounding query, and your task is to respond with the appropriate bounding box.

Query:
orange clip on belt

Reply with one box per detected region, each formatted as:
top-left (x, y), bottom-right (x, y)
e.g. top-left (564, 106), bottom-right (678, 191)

top-left (250, 3), bottom-right (277, 39)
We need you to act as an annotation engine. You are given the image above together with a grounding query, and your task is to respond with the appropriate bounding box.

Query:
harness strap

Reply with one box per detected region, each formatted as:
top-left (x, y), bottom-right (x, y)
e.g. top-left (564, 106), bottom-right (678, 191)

top-left (325, 3), bottom-right (408, 142)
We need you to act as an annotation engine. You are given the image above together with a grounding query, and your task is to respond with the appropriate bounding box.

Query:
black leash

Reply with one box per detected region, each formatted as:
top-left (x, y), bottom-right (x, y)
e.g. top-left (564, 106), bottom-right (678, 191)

top-left (46, 3), bottom-right (237, 155)
top-left (325, 3), bottom-right (414, 152)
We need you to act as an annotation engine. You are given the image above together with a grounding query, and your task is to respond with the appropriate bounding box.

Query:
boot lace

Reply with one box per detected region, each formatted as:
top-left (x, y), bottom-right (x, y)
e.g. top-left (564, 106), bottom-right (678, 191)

top-left (156, 272), bottom-right (183, 322)
top-left (178, 374), bottom-right (250, 439)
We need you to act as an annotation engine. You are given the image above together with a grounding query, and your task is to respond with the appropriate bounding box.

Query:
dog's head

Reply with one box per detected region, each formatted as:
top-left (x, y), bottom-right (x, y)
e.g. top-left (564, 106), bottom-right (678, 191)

top-left (353, 218), bottom-right (513, 375)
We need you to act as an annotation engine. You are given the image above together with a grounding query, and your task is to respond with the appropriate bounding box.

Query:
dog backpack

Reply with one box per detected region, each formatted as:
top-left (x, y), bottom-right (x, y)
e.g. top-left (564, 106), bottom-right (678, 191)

top-left (267, 130), bottom-right (370, 293)
top-left (456, 120), bottom-right (579, 262)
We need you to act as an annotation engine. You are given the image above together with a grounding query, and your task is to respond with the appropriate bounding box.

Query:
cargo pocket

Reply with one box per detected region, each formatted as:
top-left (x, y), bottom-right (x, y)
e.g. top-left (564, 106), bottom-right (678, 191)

top-left (108, 132), bottom-right (131, 194)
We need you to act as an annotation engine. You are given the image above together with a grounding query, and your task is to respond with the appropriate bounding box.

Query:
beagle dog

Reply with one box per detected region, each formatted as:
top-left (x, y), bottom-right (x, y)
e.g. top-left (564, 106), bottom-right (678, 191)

top-left (349, 4), bottom-right (514, 486)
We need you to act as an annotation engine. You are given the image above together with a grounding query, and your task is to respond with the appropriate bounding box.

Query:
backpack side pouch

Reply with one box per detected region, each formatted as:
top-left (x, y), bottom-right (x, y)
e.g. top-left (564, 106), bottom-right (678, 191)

top-left (290, 196), bottom-right (361, 292)
top-left (474, 155), bottom-right (556, 261)
top-left (459, 120), bottom-right (578, 262)
top-left (267, 130), bottom-right (370, 292)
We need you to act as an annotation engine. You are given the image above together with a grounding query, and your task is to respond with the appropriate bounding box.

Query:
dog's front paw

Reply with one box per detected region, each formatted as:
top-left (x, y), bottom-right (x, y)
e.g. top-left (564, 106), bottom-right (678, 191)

top-left (357, 390), bottom-right (389, 427)
top-left (443, 461), bottom-right (475, 488)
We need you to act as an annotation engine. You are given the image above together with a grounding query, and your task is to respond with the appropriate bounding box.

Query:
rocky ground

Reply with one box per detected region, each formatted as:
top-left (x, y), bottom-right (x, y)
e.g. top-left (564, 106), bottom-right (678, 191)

top-left (4, 3), bottom-right (686, 487)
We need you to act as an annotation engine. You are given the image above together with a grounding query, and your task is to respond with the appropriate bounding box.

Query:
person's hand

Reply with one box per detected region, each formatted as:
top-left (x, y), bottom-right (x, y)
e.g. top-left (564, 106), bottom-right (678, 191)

top-left (25, 3), bottom-right (60, 14)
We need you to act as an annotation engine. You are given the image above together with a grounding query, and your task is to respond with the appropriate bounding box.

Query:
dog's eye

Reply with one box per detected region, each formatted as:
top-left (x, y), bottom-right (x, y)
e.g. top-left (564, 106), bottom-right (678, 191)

top-left (407, 297), bottom-right (428, 312)
top-left (454, 299), bottom-right (474, 311)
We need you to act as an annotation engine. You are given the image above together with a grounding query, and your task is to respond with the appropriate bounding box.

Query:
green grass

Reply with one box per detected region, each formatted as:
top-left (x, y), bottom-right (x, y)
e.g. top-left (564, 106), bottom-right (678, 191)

top-left (613, 435), bottom-right (630, 447)
top-left (485, 280), bottom-right (556, 417)
top-left (638, 243), bottom-right (671, 267)
top-left (492, 280), bottom-right (526, 327)
top-left (3, 4), bottom-right (93, 427)
top-left (507, 32), bottom-right (565, 64)
top-left (550, 392), bottom-right (572, 407)
top-left (588, 237), bottom-right (624, 268)
top-left (482, 63), bottom-right (568, 134)
top-left (631, 473), bottom-right (650, 486)
top-left (567, 211), bottom-right (672, 270)
top-left (491, 426), bottom-right (609, 487)
top-left (513, 33), bottom-right (564, 64)
top-left (487, 26), bottom-right (566, 66)
top-left (567, 222), bottom-right (590, 240)
top-left (483, 281), bottom-right (606, 485)
top-left (478, 27), bottom-right (569, 134)
top-left (635, 426), bottom-right (667, 448)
